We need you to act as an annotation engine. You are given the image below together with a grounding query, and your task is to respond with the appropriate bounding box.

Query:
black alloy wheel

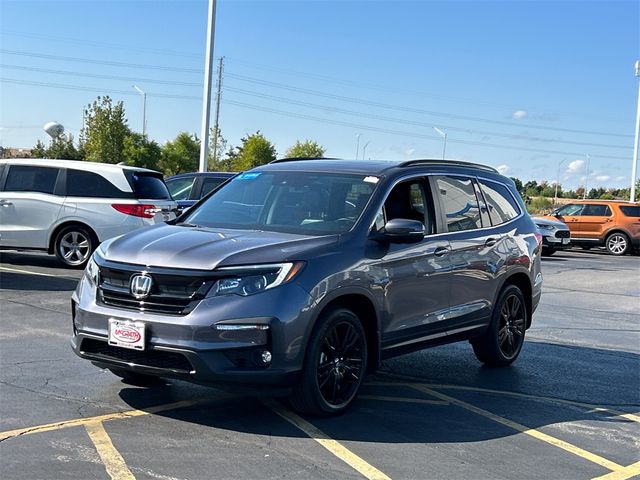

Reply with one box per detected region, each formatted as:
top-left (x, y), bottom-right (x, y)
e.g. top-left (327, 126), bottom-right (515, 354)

top-left (289, 308), bottom-right (367, 416)
top-left (471, 284), bottom-right (527, 366)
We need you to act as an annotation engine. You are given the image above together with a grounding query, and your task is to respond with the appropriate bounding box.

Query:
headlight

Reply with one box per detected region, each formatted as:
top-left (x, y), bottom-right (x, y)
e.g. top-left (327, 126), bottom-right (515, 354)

top-left (84, 255), bottom-right (99, 287)
top-left (535, 224), bottom-right (555, 231)
top-left (208, 262), bottom-right (304, 297)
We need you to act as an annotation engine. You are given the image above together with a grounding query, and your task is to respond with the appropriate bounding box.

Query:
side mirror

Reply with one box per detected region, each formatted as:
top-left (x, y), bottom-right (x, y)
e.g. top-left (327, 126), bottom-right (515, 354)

top-left (374, 218), bottom-right (425, 244)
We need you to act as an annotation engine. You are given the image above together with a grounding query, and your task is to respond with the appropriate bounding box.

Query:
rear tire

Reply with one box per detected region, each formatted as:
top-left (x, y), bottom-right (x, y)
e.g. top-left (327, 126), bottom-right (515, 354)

top-left (605, 232), bottom-right (630, 256)
top-left (108, 368), bottom-right (162, 386)
top-left (471, 285), bottom-right (527, 367)
top-left (289, 308), bottom-right (367, 416)
top-left (54, 225), bottom-right (95, 268)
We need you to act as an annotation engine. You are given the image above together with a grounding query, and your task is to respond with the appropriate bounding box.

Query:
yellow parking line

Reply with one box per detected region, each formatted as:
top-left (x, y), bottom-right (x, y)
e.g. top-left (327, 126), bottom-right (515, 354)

top-left (592, 460), bottom-right (640, 480)
top-left (370, 376), bottom-right (640, 424)
top-left (85, 421), bottom-right (135, 480)
top-left (0, 265), bottom-right (77, 279)
top-left (266, 401), bottom-right (391, 480)
top-left (359, 395), bottom-right (448, 406)
top-left (0, 397), bottom-right (217, 442)
top-left (410, 384), bottom-right (624, 473)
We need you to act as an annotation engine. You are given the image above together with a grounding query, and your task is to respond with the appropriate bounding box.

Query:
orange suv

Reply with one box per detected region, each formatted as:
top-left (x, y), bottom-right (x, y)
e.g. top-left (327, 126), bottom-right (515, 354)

top-left (540, 201), bottom-right (640, 255)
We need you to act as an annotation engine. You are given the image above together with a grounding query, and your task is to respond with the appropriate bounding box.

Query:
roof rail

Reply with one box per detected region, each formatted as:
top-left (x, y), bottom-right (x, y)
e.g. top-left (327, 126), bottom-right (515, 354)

top-left (399, 159), bottom-right (499, 173)
top-left (269, 157), bottom-right (342, 164)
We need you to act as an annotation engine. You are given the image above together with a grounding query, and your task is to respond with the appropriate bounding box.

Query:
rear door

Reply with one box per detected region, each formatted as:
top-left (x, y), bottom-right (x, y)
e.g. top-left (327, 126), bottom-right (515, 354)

top-left (125, 171), bottom-right (178, 222)
top-left (579, 204), bottom-right (613, 240)
top-left (0, 164), bottom-right (63, 248)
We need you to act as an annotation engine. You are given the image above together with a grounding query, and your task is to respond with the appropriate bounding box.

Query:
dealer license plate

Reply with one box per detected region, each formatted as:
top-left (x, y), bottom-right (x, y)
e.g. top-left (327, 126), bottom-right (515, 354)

top-left (561, 238), bottom-right (569, 245)
top-left (108, 319), bottom-right (145, 350)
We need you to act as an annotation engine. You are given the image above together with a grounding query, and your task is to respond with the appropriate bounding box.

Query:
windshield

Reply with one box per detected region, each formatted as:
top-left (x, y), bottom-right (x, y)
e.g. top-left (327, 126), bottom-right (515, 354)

top-left (183, 171), bottom-right (377, 235)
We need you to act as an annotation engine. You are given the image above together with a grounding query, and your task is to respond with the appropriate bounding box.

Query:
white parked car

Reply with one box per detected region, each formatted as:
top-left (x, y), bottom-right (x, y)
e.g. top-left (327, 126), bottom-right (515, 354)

top-left (0, 159), bottom-right (177, 267)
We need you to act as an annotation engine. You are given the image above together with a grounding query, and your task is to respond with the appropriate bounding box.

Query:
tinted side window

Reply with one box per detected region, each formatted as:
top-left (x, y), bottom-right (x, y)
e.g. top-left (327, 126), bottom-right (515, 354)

top-left (383, 179), bottom-right (435, 234)
top-left (435, 176), bottom-right (482, 232)
top-left (5, 165), bottom-right (59, 194)
top-left (478, 179), bottom-right (520, 225)
top-left (201, 177), bottom-right (226, 197)
top-left (128, 172), bottom-right (171, 199)
top-left (620, 205), bottom-right (640, 217)
top-left (166, 177), bottom-right (195, 200)
top-left (66, 169), bottom-right (132, 198)
top-left (556, 204), bottom-right (584, 216)
top-left (582, 204), bottom-right (612, 216)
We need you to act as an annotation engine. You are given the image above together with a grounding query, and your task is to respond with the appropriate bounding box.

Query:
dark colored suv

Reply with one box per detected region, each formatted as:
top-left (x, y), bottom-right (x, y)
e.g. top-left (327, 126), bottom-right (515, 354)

top-left (165, 172), bottom-right (234, 212)
top-left (71, 159), bottom-right (543, 415)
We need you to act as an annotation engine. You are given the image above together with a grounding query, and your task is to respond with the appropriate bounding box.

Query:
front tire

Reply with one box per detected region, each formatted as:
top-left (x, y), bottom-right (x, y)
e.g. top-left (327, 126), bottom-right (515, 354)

top-left (289, 308), bottom-right (367, 416)
top-left (605, 232), bottom-right (630, 256)
top-left (54, 225), bottom-right (94, 268)
top-left (471, 285), bottom-right (527, 367)
top-left (541, 248), bottom-right (556, 257)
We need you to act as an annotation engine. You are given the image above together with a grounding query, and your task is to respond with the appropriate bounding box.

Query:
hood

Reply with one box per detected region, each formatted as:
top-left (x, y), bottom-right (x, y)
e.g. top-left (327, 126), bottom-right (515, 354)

top-left (532, 216), bottom-right (567, 228)
top-left (99, 224), bottom-right (340, 270)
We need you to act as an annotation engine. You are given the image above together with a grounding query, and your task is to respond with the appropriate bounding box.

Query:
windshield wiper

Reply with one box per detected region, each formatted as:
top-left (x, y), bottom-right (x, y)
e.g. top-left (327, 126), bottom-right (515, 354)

top-left (177, 222), bottom-right (203, 228)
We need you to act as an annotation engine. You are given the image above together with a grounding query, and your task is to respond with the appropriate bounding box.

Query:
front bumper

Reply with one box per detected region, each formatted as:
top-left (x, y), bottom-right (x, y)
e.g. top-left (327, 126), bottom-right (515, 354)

top-left (541, 233), bottom-right (571, 249)
top-left (71, 275), bottom-right (312, 388)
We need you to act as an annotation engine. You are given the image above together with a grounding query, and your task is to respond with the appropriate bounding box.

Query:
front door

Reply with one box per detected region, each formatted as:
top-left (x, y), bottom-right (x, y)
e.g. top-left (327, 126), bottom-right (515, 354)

top-left (579, 203), bottom-right (613, 240)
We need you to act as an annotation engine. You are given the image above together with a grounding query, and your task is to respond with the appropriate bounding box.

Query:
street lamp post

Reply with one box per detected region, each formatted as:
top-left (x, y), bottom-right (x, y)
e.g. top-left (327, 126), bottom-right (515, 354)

top-left (132, 85), bottom-right (146, 136)
top-left (362, 141), bottom-right (371, 160)
top-left (631, 60), bottom-right (640, 203)
top-left (433, 127), bottom-right (447, 160)
top-left (355, 133), bottom-right (361, 160)
top-left (199, 0), bottom-right (217, 173)
top-left (554, 159), bottom-right (566, 205)
top-left (583, 154), bottom-right (591, 199)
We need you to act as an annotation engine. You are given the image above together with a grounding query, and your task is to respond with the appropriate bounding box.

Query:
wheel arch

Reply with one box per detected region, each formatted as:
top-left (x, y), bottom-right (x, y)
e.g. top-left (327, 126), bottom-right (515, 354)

top-left (498, 272), bottom-right (533, 329)
top-left (48, 221), bottom-right (99, 254)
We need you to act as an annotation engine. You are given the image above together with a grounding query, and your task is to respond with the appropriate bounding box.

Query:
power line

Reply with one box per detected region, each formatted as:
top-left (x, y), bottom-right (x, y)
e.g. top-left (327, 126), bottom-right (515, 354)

top-left (0, 49), bottom-right (201, 73)
top-left (224, 86), bottom-right (630, 150)
top-left (225, 72), bottom-right (632, 139)
top-left (221, 99), bottom-right (629, 161)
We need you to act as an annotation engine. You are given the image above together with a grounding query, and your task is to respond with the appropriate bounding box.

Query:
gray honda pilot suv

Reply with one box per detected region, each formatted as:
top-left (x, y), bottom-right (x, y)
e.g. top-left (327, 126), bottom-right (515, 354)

top-left (72, 159), bottom-right (542, 415)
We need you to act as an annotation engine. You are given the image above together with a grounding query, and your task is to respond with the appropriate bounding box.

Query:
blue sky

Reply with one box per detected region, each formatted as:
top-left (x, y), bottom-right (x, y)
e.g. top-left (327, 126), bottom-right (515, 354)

top-left (0, 0), bottom-right (638, 189)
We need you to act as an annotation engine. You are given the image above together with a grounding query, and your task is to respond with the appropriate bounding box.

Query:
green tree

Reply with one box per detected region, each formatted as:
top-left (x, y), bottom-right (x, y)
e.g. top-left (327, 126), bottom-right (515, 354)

top-left (123, 132), bottom-right (162, 170)
top-left (32, 140), bottom-right (47, 158)
top-left (208, 127), bottom-right (230, 171)
top-left (159, 132), bottom-right (200, 176)
top-left (46, 134), bottom-right (83, 160)
top-left (230, 132), bottom-right (277, 171)
top-left (81, 96), bottom-right (130, 164)
top-left (284, 139), bottom-right (325, 158)
top-left (510, 177), bottom-right (524, 196)
top-left (539, 181), bottom-right (556, 198)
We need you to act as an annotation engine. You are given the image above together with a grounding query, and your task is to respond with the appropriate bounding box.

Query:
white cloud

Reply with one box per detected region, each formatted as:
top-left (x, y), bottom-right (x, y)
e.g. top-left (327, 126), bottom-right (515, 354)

top-left (512, 110), bottom-right (527, 120)
top-left (566, 160), bottom-right (585, 174)
top-left (595, 175), bottom-right (611, 182)
top-left (615, 176), bottom-right (626, 182)
top-left (404, 148), bottom-right (416, 156)
top-left (496, 164), bottom-right (511, 175)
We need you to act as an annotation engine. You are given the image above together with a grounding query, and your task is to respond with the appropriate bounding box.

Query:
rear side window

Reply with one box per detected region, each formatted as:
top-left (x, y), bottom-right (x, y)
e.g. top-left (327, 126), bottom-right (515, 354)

top-left (435, 176), bottom-right (483, 231)
top-left (620, 205), bottom-right (640, 217)
top-left (166, 177), bottom-right (195, 200)
top-left (201, 177), bottom-right (226, 197)
top-left (66, 169), bottom-right (133, 198)
top-left (127, 172), bottom-right (171, 199)
top-left (582, 204), bottom-right (612, 216)
top-left (5, 165), bottom-right (59, 194)
top-left (478, 179), bottom-right (520, 225)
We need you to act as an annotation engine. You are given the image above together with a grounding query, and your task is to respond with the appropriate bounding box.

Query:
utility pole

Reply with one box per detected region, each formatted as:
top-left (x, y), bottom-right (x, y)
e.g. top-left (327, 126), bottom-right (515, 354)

top-left (583, 154), bottom-right (591, 199)
top-left (631, 59), bottom-right (640, 203)
top-left (133, 85), bottom-right (146, 136)
top-left (211, 56), bottom-right (224, 167)
top-left (199, 0), bottom-right (217, 173)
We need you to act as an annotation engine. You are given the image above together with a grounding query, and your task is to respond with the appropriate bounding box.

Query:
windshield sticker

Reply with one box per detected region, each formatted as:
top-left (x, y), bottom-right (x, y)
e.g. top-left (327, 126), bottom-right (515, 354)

top-left (363, 176), bottom-right (380, 184)
top-left (237, 172), bottom-right (262, 180)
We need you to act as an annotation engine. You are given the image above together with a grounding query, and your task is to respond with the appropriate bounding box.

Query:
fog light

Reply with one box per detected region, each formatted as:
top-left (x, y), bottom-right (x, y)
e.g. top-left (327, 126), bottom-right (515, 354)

top-left (261, 350), bottom-right (272, 365)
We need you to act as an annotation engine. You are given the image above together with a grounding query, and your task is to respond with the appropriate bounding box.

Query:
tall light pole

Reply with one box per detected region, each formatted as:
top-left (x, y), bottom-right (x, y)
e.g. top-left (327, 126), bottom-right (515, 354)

top-left (355, 133), bottom-right (361, 160)
top-left (433, 127), bottom-right (447, 160)
top-left (554, 158), bottom-right (566, 205)
top-left (132, 85), bottom-right (146, 136)
top-left (583, 154), bottom-right (591, 199)
top-left (362, 141), bottom-right (371, 160)
top-left (199, 0), bottom-right (217, 172)
top-left (631, 59), bottom-right (640, 203)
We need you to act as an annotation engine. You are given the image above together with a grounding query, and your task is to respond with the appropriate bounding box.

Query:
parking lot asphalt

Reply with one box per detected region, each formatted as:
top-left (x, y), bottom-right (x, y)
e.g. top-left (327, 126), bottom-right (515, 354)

top-left (0, 248), bottom-right (638, 480)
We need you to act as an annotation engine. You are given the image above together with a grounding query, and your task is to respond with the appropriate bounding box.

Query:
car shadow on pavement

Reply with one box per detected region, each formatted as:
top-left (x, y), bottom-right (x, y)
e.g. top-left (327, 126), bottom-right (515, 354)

top-left (0, 251), bottom-right (74, 270)
top-left (0, 271), bottom-right (79, 291)
top-left (115, 340), bottom-right (640, 446)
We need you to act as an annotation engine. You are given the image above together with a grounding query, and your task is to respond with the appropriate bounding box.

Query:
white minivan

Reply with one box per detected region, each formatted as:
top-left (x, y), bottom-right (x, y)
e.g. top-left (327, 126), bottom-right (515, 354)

top-left (0, 159), bottom-right (177, 267)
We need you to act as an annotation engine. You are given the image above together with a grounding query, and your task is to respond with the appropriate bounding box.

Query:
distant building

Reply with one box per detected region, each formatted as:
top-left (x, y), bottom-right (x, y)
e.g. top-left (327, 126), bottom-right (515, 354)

top-left (0, 147), bottom-right (33, 159)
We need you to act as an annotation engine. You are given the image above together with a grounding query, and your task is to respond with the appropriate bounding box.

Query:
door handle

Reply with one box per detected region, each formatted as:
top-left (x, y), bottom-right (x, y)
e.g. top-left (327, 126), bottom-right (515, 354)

top-left (433, 246), bottom-right (450, 257)
top-left (485, 237), bottom-right (498, 247)
top-left (0, 200), bottom-right (13, 207)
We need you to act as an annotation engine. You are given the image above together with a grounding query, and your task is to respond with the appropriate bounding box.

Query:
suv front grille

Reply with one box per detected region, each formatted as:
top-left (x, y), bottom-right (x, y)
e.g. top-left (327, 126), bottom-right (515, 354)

top-left (555, 230), bottom-right (570, 239)
top-left (97, 264), bottom-right (218, 316)
top-left (81, 338), bottom-right (193, 372)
